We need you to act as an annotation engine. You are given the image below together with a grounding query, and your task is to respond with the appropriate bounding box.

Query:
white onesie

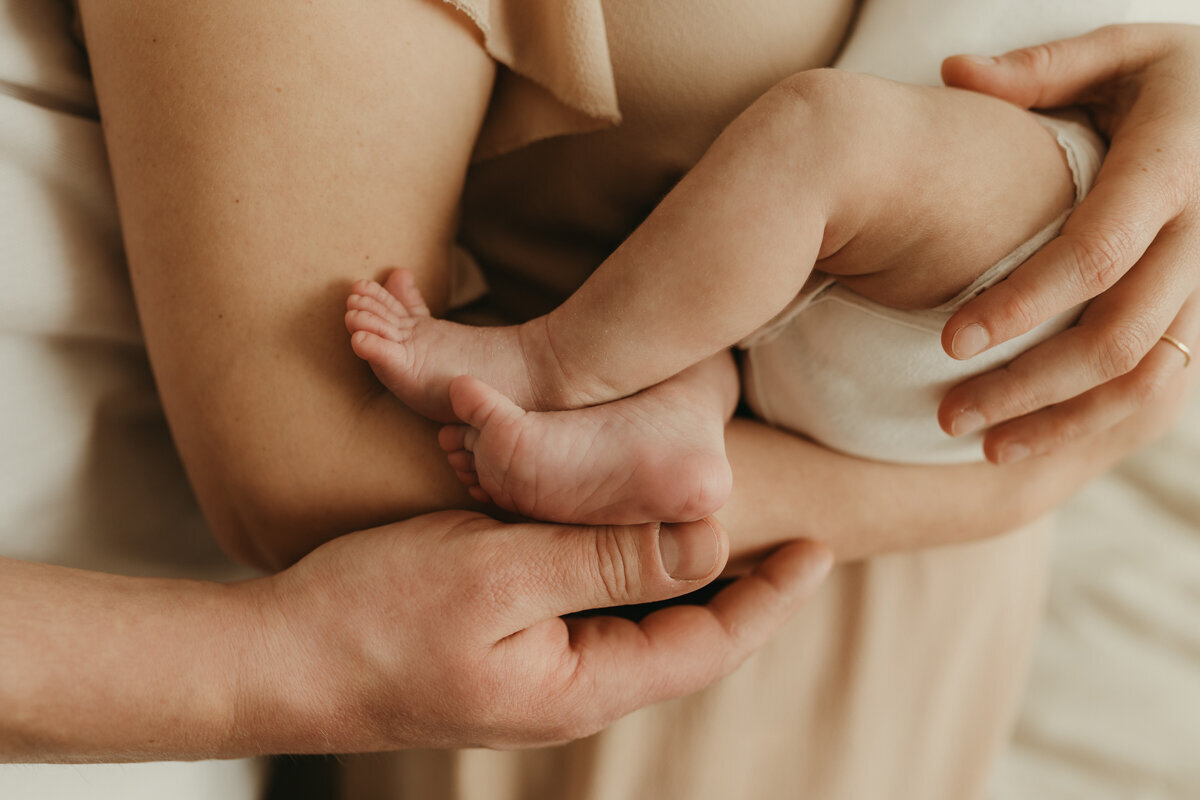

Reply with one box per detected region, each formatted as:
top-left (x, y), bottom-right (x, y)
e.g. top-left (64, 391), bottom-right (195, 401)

top-left (739, 112), bottom-right (1106, 464)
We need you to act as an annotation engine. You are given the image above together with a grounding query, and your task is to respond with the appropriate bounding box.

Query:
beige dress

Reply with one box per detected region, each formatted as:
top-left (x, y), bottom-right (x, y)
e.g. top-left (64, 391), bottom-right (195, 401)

top-left (343, 1), bottom-right (1058, 798)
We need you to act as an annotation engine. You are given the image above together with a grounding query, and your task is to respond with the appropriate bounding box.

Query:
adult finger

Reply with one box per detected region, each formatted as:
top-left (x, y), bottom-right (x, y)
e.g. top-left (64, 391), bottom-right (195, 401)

top-left (941, 127), bottom-right (1182, 360)
top-left (940, 223), bottom-right (1197, 441)
top-left (981, 290), bottom-right (1200, 463)
top-left (940, 25), bottom-right (1163, 110)
top-left (536, 539), bottom-right (833, 740)
top-left (489, 518), bottom-right (732, 632)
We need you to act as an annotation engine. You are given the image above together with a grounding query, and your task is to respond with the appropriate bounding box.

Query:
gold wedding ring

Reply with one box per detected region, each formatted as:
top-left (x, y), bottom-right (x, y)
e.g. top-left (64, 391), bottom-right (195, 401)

top-left (1160, 334), bottom-right (1193, 368)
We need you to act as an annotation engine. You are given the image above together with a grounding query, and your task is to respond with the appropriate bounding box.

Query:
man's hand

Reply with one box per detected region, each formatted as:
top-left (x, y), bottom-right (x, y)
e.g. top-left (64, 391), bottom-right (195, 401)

top-left (253, 511), bottom-right (832, 751)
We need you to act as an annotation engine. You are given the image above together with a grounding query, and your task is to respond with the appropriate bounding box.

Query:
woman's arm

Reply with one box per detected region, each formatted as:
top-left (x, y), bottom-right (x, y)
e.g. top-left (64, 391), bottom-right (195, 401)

top-left (719, 343), bottom-right (1193, 568)
top-left (0, 516), bottom-right (832, 760)
top-left (720, 296), bottom-right (1198, 566)
top-left (77, 0), bottom-right (492, 570)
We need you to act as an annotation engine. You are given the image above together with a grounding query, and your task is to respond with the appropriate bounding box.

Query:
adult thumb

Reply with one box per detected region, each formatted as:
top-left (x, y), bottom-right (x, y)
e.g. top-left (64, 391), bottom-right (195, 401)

top-left (941, 25), bottom-right (1149, 110)
top-left (503, 518), bottom-right (731, 628)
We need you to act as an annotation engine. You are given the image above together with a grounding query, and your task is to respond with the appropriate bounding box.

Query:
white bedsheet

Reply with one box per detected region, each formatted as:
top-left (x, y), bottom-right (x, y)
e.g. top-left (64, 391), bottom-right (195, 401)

top-left (992, 387), bottom-right (1200, 799)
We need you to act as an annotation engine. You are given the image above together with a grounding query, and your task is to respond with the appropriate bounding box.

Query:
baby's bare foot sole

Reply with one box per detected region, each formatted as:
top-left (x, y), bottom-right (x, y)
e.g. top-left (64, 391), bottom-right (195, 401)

top-left (439, 375), bottom-right (732, 525)
top-left (345, 268), bottom-right (538, 422)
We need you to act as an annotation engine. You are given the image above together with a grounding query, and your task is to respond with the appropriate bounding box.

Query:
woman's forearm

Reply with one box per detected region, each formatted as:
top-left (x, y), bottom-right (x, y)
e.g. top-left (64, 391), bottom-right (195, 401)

top-left (718, 364), bottom-right (1192, 566)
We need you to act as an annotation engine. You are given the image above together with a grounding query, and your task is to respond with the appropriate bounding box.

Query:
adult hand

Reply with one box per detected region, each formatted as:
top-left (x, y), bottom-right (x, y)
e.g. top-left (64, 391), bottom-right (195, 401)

top-left (253, 511), bottom-right (832, 752)
top-left (937, 24), bottom-right (1200, 464)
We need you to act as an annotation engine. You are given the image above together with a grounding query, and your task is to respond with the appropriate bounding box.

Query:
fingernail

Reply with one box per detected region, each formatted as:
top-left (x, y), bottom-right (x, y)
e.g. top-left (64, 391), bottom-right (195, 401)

top-left (996, 442), bottom-right (1031, 464)
top-left (659, 520), bottom-right (720, 581)
top-left (961, 54), bottom-right (997, 66)
top-left (951, 323), bottom-right (991, 359)
top-left (950, 408), bottom-right (986, 437)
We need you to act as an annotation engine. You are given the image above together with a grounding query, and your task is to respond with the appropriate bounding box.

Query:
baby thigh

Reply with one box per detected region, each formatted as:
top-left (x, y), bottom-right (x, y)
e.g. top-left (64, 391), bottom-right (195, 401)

top-left (815, 75), bottom-right (1081, 309)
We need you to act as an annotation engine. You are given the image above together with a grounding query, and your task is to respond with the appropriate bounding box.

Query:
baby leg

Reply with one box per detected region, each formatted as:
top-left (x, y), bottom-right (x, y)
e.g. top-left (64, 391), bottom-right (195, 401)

top-left (347, 71), bottom-right (1074, 432)
top-left (438, 352), bottom-right (739, 524)
top-left (817, 82), bottom-right (1080, 308)
top-left (347, 76), bottom-right (848, 422)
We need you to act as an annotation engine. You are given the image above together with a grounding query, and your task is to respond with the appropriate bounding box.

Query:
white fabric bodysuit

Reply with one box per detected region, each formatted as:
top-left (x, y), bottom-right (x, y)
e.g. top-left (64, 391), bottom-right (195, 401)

top-left (740, 113), bottom-right (1106, 464)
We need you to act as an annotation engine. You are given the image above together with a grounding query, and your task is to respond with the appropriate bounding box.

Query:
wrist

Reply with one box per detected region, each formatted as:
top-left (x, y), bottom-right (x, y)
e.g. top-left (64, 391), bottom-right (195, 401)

top-left (232, 540), bottom-right (423, 756)
top-left (225, 570), bottom-right (363, 756)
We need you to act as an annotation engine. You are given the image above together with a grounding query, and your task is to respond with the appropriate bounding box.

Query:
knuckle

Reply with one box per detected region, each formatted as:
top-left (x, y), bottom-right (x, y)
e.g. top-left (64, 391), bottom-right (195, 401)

top-left (1012, 43), bottom-right (1059, 78)
top-left (1064, 226), bottom-right (1140, 296)
top-left (993, 286), bottom-right (1045, 338)
top-left (1000, 383), bottom-right (1044, 422)
top-left (1091, 323), bottom-right (1153, 379)
top-left (989, 363), bottom-right (1051, 420)
top-left (591, 526), bottom-right (639, 606)
top-left (1042, 409), bottom-right (1090, 452)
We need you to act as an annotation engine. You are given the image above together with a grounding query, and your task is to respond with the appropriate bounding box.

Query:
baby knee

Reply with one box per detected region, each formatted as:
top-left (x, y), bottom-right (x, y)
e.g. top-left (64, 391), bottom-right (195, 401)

top-left (773, 69), bottom-right (900, 131)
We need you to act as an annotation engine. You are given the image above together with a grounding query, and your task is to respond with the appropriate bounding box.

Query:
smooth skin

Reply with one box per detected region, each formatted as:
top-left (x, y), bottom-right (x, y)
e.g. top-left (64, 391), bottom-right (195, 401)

top-left (13, 0), bottom-right (1190, 762)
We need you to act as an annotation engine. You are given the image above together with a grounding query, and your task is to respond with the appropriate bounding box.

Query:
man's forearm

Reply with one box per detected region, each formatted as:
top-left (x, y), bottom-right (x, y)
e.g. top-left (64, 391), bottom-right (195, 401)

top-left (0, 557), bottom-right (296, 762)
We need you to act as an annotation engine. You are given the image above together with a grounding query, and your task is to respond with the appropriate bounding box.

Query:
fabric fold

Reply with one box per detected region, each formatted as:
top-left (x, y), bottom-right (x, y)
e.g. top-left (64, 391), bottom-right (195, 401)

top-left (442, 0), bottom-right (622, 159)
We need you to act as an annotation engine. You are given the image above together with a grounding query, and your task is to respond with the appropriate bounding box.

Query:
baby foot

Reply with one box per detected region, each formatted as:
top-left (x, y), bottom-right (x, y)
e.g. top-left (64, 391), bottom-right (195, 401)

top-left (438, 375), bottom-right (733, 525)
top-left (346, 269), bottom-right (547, 422)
